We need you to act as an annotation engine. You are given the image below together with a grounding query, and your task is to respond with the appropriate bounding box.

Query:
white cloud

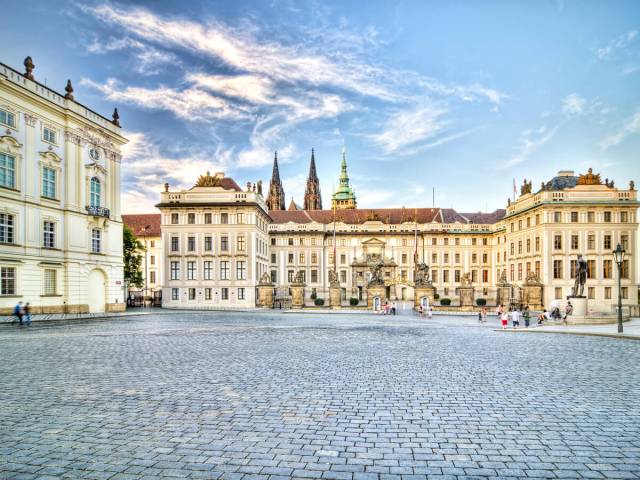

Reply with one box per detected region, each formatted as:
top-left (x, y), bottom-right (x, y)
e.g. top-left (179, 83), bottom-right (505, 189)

top-left (503, 125), bottom-right (558, 168)
top-left (600, 111), bottom-right (640, 149)
top-left (562, 93), bottom-right (586, 116)
top-left (87, 36), bottom-right (177, 75)
top-left (597, 30), bottom-right (638, 60)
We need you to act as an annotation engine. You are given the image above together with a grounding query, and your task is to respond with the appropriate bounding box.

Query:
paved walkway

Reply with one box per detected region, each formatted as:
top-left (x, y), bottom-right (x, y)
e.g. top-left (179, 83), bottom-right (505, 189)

top-left (1, 311), bottom-right (639, 479)
top-left (0, 308), bottom-right (159, 325)
top-left (496, 317), bottom-right (640, 340)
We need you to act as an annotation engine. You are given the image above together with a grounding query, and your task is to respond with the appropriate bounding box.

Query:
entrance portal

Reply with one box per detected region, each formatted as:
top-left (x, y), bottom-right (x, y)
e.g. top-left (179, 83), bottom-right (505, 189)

top-left (88, 269), bottom-right (106, 313)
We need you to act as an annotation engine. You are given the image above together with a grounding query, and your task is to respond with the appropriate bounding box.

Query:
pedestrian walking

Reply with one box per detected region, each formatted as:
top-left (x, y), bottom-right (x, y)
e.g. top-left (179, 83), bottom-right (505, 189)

top-left (427, 306), bottom-right (433, 319)
top-left (523, 306), bottom-right (530, 328)
top-left (24, 303), bottom-right (32, 326)
top-left (391, 301), bottom-right (397, 315)
top-left (478, 310), bottom-right (483, 323)
top-left (13, 301), bottom-right (24, 326)
top-left (482, 307), bottom-right (488, 323)
top-left (500, 310), bottom-right (509, 329)
top-left (511, 307), bottom-right (520, 328)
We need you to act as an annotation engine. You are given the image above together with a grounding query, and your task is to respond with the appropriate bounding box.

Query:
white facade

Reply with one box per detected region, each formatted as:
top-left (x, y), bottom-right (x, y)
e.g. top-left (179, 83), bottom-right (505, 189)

top-left (0, 60), bottom-right (127, 314)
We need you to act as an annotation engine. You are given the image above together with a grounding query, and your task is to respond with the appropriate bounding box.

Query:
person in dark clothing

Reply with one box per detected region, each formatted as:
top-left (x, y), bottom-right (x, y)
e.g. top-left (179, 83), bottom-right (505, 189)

top-left (13, 301), bottom-right (23, 326)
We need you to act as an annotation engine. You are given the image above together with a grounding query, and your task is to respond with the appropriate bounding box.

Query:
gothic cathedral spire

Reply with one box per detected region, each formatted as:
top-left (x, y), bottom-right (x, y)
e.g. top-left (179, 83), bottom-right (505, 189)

top-left (304, 148), bottom-right (323, 210)
top-left (266, 151), bottom-right (285, 211)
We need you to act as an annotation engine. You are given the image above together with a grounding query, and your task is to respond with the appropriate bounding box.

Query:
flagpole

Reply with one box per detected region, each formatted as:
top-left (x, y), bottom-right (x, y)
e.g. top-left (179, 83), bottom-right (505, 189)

top-left (414, 208), bottom-right (418, 278)
top-left (333, 188), bottom-right (337, 274)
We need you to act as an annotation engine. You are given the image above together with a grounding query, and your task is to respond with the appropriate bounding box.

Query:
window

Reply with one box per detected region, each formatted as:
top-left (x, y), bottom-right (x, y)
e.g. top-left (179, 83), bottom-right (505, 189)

top-left (171, 236), bottom-right (179, 252)
top-left (622, 287), bottom-right (628, 299)
top-left (43, 221), bottom-right (55, 248)
top-left (220, 236), bottom-right (228, 252)
top-left (237, 261), bottom-right (246, 280)
top-left (0, 213), bottom-right (14, 243)
top-left (188, 213), bottom-right (195, 224)
top-left (621, 260), bottom-right (629, 279)
top-left (444, 238), bottom-right (449, 246)
top-left (150, 240), bottom-right (155, 248)
top-left (482, 253), bottom-right (488, 263)
top-left (221, 287), bottom-right (229, 300)
top-left (171, 288), bottom-right (179, 300)
top-left (271, 270), bottom-right (277, 283)
top-left (526, 238), bottom-right (531, 253)
top-left (204, 236), bottom-right (212, 251)
top-left (621, 234), bottom-right (629, 250)
top-left (270, 253), bottom-right (276, 264)
top-left (535, 236), bottom-right (540, 252)
top-left (431, 237), bottom-right (437, 246)
top-left (432, 253), bottom-right (437, 264)
top-left (150, 271), bottom-right (156, 284)
top-left (203, 261), bottom-right (213, 280)
top-left (311, 269), bottom-right (318, 283)
top-left (188, 236), bottom-right (195, 252)
top-left (472, 253), bottom-right (477, 264)
top-left (620, 211), bottom-right (628, 223)
top-left (535, 261), bottom-right (540, 276)
top-left (455, 253), bottom-right (461, 264)
top-left (311, 252), bottom-right (318, 264)
top-left (44, 269), bottom-right (56, 295)
top-left (340, 270), bottom-right (346, 283)
top-left (220, 261), bottom-right (229, 280)
top-left (299, 253), bottom-right (305, 264)
top-left (340, 254), bottom-right (346, 265)
top-left (288, 253), bottom-right (294, 264)
top-left (570, 211), bottom-right (578, 223)
top-left (510, 243), bottom-right (514, 256)
top-left (604, 211), bottom-right (611, 223)
top-left (554, 211), bottom-right (562, 223)
top-left (288, 270), bottom-right (295, 282)
top-left (188, 288), bottom-right (196, 300)
top-left (91, 229), bottom-right (101, 253)
top-left (204, 213), bottom-right (212, 224)
top-left (587, 260), bottom-right (596, 279)
top-left (571, 235), bottom-right (578, 250)
top-left (237, 236), bottom-right (246, 252)
top-left (170, 261), bottom-right (180, 280)
top-left (221, 213), bottom-right (229, 224)
top-left (187, 261), bottom-right (196, 280)
top-left (555, 287), bottom-right (562, 300)
top-left (587, 211), bottom-right (595, 223)
top-left (443, 270), bottom-right (449, 283)
top-left (401, 253), bottom-right (408, 264)
top-left (237, 213), bottom-right (244, 224)
top-left (553, 260), bottom-right (563, 279)
top-left (0, 153), bottom-right (16, 188)
top-left (271, 238), bottom-right (277, 246)
top-left (587, 234), bottom-right (595, 250)
top-left (90, 177), bottom-right (101, 207)
top-left (205, 288), bottom-right (212, 300)
top-left (604, 287), bottom-right (611, 300)
top-left (482, 269), bottom-right (489, 283)
top-left (472, 238), bottom-right (477, 246)
top-left (510, 264), bottom-right (514, 281)
top-left (431, 270), bottom-right (438, 283)
top-left (604, 234), bottom-right (611, 250)
top-left (482, 238), bottom-right (488, 246)
top-left (0, 109), bottom-right (16, 127)
top-left (443, 253), bottom-right (449, 263)
top-left (603, 259), bottom-right (612, 279)
top-left (171, 213), bottom-right (179, 224)
top-left (554, 235), bottom-right (562, 250)
top-left (238, 287), bottom-right (245, 300)
top-left (517, 241), bottom-right (522, 255)
top-left (42, 167), bottom-right (56, 198)
top-left (150, 255), bottom-right (155, 265)
top-left (1, 266), bottom-right (16, 295)
top-left (288, 237), bottom-right (294, 246)
top-left (43, 127), bottom-right (56, 144)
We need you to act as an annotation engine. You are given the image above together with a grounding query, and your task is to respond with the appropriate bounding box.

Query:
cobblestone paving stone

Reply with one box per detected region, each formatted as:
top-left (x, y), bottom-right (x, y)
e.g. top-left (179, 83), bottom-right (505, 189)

top-left (1, 312), bottom-right (639, 479)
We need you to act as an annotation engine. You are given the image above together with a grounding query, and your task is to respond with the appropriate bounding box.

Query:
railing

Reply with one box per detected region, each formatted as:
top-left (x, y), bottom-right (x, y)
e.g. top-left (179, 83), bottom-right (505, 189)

top-left (85, 205), bottom-right (110, 218)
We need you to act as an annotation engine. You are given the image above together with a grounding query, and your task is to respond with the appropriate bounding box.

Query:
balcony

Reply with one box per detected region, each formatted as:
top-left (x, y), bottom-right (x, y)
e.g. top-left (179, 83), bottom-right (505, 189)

top-left (86, 205), bottom-right (110, 218)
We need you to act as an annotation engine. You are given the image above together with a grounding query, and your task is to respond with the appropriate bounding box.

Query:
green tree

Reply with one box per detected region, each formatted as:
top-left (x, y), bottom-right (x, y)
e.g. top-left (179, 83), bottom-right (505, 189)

top-left (123, 225), bottom-right (144, 288)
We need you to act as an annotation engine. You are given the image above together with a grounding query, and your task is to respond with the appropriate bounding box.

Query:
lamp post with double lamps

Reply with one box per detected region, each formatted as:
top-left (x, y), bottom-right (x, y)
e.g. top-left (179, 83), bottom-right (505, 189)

top-left (612, 243), bottom-right (626, 334)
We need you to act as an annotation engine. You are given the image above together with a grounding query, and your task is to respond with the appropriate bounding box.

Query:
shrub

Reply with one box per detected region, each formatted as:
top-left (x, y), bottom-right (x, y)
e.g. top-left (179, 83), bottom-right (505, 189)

top-left (440, 298), bottom-right (451, 306)
top-left (434, 293), bottom-right (440, 300)
top-left (314, 298), bottom-right (325, 306)
top-left (349, 297), bottom-right (359, 306)
top-left (310, 292), bottom-right (317, 300)
top-left (476, 298), bottom-right (487, 306)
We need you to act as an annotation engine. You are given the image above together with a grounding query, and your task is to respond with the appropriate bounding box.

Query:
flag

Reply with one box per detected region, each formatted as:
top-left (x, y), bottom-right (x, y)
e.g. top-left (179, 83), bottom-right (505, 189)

top-left (513, 178), bottom-right (517, 200)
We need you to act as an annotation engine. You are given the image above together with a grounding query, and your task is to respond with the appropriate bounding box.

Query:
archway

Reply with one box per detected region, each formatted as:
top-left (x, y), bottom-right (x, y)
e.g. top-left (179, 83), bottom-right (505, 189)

top-left (88, 269), bottom-right (106, 313)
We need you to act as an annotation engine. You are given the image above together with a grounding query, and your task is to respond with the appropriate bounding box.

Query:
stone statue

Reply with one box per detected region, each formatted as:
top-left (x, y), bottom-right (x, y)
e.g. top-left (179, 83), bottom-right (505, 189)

top-left (328, 269), bottom-right (339, 286)
top-left (571, 254), bottom-right (588, 297)
top-left (497, 270), bottom-right (509, 287)
top-left (630, 180), bottom-right (635, 191)
top-left (294, 270), bottom-right (305, 284)
top-left (414, 262), bottom-right (431, 286)
top-left (520, 179), bottom-right (532, 196)
top-left (258, 272), bottom-right (272, 285)
top-left (367, 259), bottom-right (385, 286)
top-left (577, 168), bottom-right (602, 186)
top-left (524, 271), bottom-right (542, 285)
top-left (460, 272), bottom-right (472, 287)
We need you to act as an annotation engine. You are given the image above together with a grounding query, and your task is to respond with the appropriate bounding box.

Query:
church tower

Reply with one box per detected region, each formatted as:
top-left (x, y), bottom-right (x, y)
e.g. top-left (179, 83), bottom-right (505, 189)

top-left (266, 151), bottom-right (285, 211)
top-left (331, 148), bottom-right (357, 210)
top-left (304, 148), bottom-right (323, 210)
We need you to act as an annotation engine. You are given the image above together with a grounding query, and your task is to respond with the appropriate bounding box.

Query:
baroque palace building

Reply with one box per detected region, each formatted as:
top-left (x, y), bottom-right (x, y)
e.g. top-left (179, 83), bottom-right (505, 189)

top-left (150, 149), bottom-right (637, 312)
top-left (0, 57), bottom-right (127, 314)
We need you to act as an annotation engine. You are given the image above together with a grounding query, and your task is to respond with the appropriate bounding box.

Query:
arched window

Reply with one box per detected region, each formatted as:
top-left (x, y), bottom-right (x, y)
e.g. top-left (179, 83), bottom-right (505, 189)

top-left (90, 177), bottom-right (101, 207)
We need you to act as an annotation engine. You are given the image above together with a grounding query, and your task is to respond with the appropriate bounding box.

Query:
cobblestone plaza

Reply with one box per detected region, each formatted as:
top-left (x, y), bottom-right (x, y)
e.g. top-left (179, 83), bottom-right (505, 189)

top-left (2, 313), bottom-right (639, 479)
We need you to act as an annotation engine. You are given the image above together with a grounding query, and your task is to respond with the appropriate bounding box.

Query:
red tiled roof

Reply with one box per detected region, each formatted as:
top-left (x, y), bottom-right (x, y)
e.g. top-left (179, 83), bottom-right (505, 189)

top-left (459, 209), bottom-right (506, 224)
top-left (122, 214), bottom-right (161, 236)
top-left (270, 208), bottom-right (441, 225)
top-left (221, 178), bottom-right (242, 191)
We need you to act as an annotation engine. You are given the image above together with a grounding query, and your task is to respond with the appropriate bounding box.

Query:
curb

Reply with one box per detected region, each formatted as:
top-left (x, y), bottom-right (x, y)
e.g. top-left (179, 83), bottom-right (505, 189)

top-left (494, 328), bottom-right (640, 341)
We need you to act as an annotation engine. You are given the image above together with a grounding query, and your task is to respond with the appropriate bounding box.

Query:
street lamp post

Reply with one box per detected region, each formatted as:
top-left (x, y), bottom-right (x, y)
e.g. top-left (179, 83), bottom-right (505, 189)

top-left (612, 243), bottom-right (626, 334)
top-left (142, 225), bottom-right (151, 308)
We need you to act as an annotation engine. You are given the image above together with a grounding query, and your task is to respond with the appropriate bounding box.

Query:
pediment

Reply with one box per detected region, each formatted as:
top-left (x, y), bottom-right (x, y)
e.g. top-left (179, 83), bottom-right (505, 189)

top-left (39, 150), bottom-right (62, 163)
top-left (0, 135), bottom-right (22, 149)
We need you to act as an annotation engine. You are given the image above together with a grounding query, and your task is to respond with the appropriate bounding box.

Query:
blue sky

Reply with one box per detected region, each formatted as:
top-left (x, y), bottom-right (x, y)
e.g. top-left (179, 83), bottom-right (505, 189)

top-left (3, 1), bottom-right (640, 213)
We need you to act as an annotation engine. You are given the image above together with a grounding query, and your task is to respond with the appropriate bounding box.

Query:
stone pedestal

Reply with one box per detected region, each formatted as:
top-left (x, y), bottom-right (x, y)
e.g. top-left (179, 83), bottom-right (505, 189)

top-left (291, 284), bottom-right (305, 309)
top-left (329, 283), bottom-right (341, 309)
top-left (257, 284), bottom-right (274, 308)
top-left (497, 286), bottom-right (512, 307)
top-left (414, 285), bottom-right (436, 309)
top-left (458, 287), bottom-right (475, 308)
top-left (522, 284), bottom-right (543, 309)
top-left (567, 296), bottom-right (587, 317)
top-left (367, 285), bottom-right (386, 310)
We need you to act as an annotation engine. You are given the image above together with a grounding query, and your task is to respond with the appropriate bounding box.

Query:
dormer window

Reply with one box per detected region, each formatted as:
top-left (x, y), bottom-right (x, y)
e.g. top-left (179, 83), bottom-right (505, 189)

top-left (43, 127), bottom-right (57, 144)
top-left (89, 148), bottom-right (100, 162)
top-left (0, 109), bottom-right (15, 128)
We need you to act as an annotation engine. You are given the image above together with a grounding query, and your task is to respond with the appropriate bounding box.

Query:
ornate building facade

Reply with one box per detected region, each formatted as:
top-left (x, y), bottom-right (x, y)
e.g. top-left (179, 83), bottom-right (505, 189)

top-left (122, 214), bottom-right (162, 297)
top-left (0, 57), bottom-right (127, 314)
top-left (152, 165), bottom-right (637, 312)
